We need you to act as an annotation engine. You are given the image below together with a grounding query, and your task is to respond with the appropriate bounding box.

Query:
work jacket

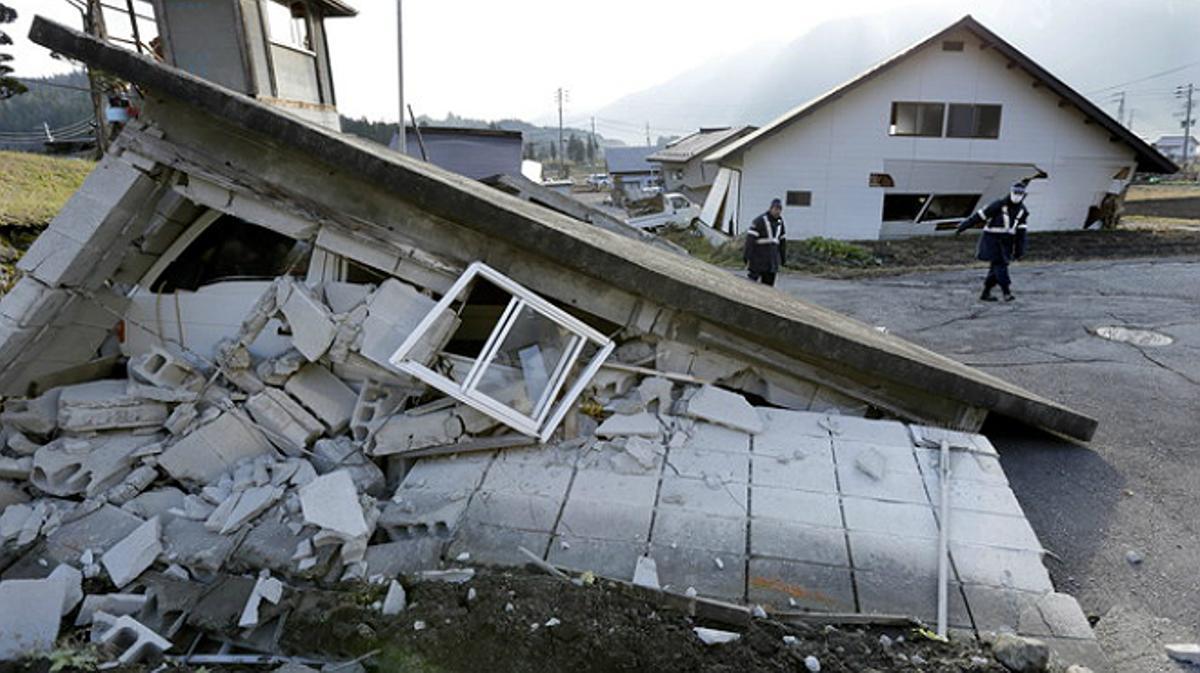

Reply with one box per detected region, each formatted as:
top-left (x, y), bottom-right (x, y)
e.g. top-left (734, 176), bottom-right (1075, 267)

top-left (743, 213), bottom-right (787, 273)
top-left (956, 197), bottom-right (1028, 264)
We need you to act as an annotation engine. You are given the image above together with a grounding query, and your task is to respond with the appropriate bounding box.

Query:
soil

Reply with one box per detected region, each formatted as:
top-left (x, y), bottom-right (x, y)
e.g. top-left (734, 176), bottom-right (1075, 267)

top-left (277, 567), bottom-right (1017, 673)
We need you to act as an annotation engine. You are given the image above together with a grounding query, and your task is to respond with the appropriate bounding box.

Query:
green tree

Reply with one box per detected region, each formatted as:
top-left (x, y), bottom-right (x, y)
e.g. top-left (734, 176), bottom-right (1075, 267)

top-left (567, 133), bottom-right (585, 163)
top-left (586, 135), bottom-right (596, 163)
top-left (0, 3), bottom-right (27, 100)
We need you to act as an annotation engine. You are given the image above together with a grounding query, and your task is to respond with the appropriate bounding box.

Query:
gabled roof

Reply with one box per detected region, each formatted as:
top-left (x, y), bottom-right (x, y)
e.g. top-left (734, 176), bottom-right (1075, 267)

top-left (707, 15), bottom-right (1177, 174)
top-left (27, 16), bottom-right (1098, 441)
top-left (604, 146), bottom-right (658, 175)
top-left (313, 0), bottom-right (357, 18)
top-left (647, 126), bottom-right (757, 164)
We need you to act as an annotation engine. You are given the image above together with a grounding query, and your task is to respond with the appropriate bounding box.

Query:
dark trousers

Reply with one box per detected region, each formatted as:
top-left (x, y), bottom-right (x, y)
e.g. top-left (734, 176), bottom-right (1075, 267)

top-left (748, 271), bottom-right (777, 287)
top-left (984, 261), bottom-right (1011, 293)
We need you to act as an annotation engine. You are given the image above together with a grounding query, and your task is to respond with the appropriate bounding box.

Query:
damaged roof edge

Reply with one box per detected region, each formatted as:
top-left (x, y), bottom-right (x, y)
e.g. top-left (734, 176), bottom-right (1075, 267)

top-left (27, 17), bottom-right (1097, 441)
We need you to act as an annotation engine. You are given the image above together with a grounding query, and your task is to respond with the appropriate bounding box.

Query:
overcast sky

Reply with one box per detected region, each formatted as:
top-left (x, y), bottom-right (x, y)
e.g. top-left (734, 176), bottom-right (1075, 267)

top-left (6, 0), bottom-right (1198, 139)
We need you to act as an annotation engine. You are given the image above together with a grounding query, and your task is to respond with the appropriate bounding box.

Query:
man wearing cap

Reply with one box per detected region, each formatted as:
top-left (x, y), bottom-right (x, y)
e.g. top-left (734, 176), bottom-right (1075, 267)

top-left (955, 182), bottom-right (1030, 302)
top-left (744, 198), bottom-right (787, 287)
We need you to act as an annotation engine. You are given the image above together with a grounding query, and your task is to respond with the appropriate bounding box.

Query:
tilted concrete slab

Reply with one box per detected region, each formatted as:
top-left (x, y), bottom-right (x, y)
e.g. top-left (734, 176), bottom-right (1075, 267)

top-left (23, 17), bottom-right (1096, 441)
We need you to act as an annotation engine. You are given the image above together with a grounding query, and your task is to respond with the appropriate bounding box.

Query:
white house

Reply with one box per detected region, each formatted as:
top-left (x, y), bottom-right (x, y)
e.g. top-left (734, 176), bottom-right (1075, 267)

top-left (700, 16), bottom-right (1176, 241)
top-left (1152, 135), bottom-right (1198, 165)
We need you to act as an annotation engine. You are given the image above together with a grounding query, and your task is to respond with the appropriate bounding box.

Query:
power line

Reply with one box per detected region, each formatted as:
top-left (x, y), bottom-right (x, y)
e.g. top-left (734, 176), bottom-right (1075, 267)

top-left (1088, 58), bottom-right (1200, 94)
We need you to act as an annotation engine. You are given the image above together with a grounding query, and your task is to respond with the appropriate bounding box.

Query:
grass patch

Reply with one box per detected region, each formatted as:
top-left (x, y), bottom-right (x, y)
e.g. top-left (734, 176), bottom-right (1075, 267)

top-left (788, 236), bottom-right (875, 267)
top-left (0, 150), bottom-right (94, 228)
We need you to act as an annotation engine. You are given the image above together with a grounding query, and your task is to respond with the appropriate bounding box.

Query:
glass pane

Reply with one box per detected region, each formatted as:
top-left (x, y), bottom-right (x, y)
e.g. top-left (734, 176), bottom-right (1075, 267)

top-left (474, 306), bottom-right (580, 418)
top-left (918, 103), bottom-right (945, 136)
top-left (919, 194), bottom-right (981, 221)
top-left (889, 103), bottom-right (917, 135)
top-left (945, 104), bottom-right (975, 138)
top-left (977, 105), bottom-right (1002, 138)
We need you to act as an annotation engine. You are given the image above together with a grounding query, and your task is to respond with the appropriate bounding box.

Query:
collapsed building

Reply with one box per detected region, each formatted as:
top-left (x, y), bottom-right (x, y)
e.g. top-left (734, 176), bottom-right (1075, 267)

top-left (0, 15), bottom-right (1106, 670)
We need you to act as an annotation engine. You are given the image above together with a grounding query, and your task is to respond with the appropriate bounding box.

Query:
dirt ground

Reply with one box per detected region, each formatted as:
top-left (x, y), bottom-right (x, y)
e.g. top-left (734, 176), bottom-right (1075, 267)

top-left (278, 568), bottom-right (1015, 673)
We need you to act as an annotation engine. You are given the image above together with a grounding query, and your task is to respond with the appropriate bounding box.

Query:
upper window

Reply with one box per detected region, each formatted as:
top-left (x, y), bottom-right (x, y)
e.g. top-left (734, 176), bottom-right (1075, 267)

top-left (942, 40), bottom-right (965, 52)
top-left (265, 0), bottom-right (312, 51)
top-left (786, 190), bottom-right (812, 207)
top-left (889, 102), bottom-right (945, 137)
top-left (153, 213), bottom-right (309, 292)
top-left (946, 104), bottom-right (1002, 138)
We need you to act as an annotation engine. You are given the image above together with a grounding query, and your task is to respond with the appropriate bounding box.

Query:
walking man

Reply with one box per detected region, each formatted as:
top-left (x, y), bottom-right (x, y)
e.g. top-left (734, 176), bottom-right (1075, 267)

top-left (744, 198), bottom-right (787, 286)
top-left (955, 181), bottom-right (1030, 301)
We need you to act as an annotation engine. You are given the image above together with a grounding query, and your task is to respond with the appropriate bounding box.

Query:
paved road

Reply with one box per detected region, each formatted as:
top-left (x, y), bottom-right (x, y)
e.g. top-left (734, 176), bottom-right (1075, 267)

top-left (774, 258), bottom-right (1200, 671)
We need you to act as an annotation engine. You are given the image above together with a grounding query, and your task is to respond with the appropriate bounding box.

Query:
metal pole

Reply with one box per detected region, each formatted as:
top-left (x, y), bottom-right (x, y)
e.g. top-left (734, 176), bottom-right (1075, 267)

top-left (124, 0), bottom-right (141, 53)
top-left (407, 104), bottom-right (427, 162)
top-left (395, 0), bottom-right (406, 153)
top-left (85, 0), bottom-right (110, 157)
top-left (1184, 84), bottom-right (1194, 172)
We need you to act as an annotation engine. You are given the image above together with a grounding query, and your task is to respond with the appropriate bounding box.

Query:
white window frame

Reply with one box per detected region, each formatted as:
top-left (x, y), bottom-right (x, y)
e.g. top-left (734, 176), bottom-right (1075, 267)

top-left (389, 262), bottom-right (614, 442)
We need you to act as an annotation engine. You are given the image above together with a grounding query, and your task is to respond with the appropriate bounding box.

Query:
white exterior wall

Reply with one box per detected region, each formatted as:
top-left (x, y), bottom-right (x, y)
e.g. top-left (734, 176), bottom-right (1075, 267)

top-left (735, 28), bottom-right (1138, 240)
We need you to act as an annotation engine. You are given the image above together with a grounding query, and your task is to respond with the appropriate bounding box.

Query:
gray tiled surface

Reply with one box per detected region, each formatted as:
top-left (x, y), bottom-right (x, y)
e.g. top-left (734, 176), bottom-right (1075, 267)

top-left (393, 407), bottom-right (1089, 646)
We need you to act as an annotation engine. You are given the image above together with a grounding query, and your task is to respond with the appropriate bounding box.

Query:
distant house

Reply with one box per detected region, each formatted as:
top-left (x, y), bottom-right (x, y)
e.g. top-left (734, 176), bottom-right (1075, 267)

top-left (1152, 135), bottom-right (1198, 165)
top-left (701, 15), bottom-right (1176, 241)
top-left (604, 146), bottom-right (660, 204)
top-left (388, 126), bottom-right (523, 180)
top-left (647, 127), bottom-right (756, 203)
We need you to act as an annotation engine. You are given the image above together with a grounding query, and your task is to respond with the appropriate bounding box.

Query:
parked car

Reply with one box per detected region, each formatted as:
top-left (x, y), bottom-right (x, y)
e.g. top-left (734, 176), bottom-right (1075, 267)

top-left (585, 173), bottom-right (612, 190)
top-left (626, 193), bottom-right (700, 230)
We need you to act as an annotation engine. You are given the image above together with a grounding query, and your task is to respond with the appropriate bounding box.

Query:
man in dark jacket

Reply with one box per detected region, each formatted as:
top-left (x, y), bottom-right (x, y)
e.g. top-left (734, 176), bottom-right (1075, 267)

top-left (955, 182), bottom-right (1030, 302)
top-left (744, 198), bottom-right (787, 286)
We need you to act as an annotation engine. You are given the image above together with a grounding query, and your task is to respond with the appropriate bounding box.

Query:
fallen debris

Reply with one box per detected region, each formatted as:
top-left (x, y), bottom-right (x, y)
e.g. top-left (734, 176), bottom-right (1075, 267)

top-left (694, 627), bottom-right (741, 645)
top-left (1166, 643), bottom-right (1200, 665)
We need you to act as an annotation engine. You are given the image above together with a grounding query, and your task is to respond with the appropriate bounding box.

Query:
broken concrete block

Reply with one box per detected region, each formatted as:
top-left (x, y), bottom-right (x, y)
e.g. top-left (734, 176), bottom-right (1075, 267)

top-left (456, 404), bottom-right (501, 435)
top-left (1167, 644), bottom-right (1200, 665)
top-left (129, 345), bottom-right (203, 391)
top-left (990, 633), bottom-right (1049, 673)
top-left (382, 579), bottom-right (406, 615)
top-left (310, 438), bottom-right (386, 496)
top-left (238, 574), bottom-right (285, 628)
top-left (285, 364), bottom-right (357, 433)
top-left (279, 281), bottom-right (336, 361)
top-left (299, 470), bottom-right (369, 538)
top-left (209, 485), bottom-right (284, 535)
top-left (0, 577), bottom-right (68, 660)
top-left (7, 431), bottom-right (42, 457)
top-left (159, 411), bottom-right (277, 483)
top-left (0, 479), bottom-right (29, 511)
top-left (0, 388), bottom-right (62, 436)
top-left (0, 277), bottom-right (70, 330)
top-left (57, 380), bottom-right (169, 433)
top-left (637, 377), bottom-right (674, 411)
top-left (48, 563), bottom-right (84, 616)
top-left (75, 593), bottom-right (148, 626)
top-left (632, 555), bottom-right (660, 589)
top-left (246, 388), bottom-right (324, 456)
top-left (256, 349), bottom-right (307, 387)
top-left (596, 411), bottom-right (661, 438)
top-left (372, 408), bottom-right (465, 456)
top-left (0, 455), bottom-right (32, 480)
top-left (350, 381), bottom-right (407, 446)
top-left (358, 279), bottom-right (439, 368)
top-left (683, 385), bottom-right (764, 434)
top-left (101, 516), bottom-right (162, 589)
top-left (105, 465), bottom-right (160, 505)
top-left (123, 487), bottom-right (186, 521)
top-left (693, 627), bottom-right (740, 645)
top-left (92, 613), bottom-right (172, 665)
top-left (32, 434), bottom-right (160, 498)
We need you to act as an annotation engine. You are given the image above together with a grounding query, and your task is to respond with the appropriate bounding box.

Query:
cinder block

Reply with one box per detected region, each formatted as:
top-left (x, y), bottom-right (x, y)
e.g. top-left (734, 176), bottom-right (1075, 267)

top-left (750, 449), bottom-right (837, 493)
top-left (648, 542), bottom-right (746, 602)
top-left (841, 497), bottom-right (939, 539)
top-left (548, 535), bottom-right (644, 581)
top-left (278, 281), bottom-right (336, 361)
top-left (749, 486), bottom-right (841, 528)
top-left (749, 518), bottom-right (848, 566)
top-left (467, 490), bottom-right (562, 532)
top-left (349, 381), bottom-right (407, 446)
top-left (358, 279), bottom-right (440, 368)
top-left (246, 388), bottom-right (324, 456)
top-left (31, 434), bottom-right (159, 498)
top-left (651, 508), bottom-right (744, 554)
top-left (0, 277), bottom-right (70, 329)
top-left (379, 489), bottom-right (470, 539)
top-left (371, 408), bottom-right (464, 456)
top-left (558, 497), bottom-right (654, 542)
top-left (57, 380), bottom-right (169, 433)
top-left (1018, 592), bottom-right (1095, 640)
top-left (284, 364), bottom-right (356, 433)
top-left (75, 593), bottom-right (148, 626)
top-left (0, 388), bottom-right (61, 436)
top-left (299, 470), bottom-right (369, 538)
top-left (310, 438), bottom-right (386, 495)
top-left (129, 346), bottom-right (203, 391)
top-left (684, 385), bottom-right (764, 434)
top-left (950, 543), bottom-right (1053, 593)
top-left (92, 613), bottom-right (172, 665)
top-left (658, 475), bottom-right (747, 519)
top-left (101, 516), bottom-right (162, 589)
top-left (0, 577), bottom-right (68, 659)
top-left (158, 411), bottom-right (278, 483)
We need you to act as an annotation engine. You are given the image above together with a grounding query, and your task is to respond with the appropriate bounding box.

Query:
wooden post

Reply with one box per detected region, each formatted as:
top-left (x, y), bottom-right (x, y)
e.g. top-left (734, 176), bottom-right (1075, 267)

top-left (85, 0), bottom-right (110, 157)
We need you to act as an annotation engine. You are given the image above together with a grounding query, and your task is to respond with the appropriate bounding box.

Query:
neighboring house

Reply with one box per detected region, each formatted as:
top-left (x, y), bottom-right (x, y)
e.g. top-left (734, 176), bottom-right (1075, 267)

top-left (701, 15), bottom-right (1176, 241)
top-left (604, 146), bottom-right (660, 204)
top-left (1152, 135), bottom-right (1198, 165)
top-left (151, 0), bottom-right (356, 130)
top-left (388, 127), bottom-right (523, 180)
top-left (647, 127), bottom-right (756, 204)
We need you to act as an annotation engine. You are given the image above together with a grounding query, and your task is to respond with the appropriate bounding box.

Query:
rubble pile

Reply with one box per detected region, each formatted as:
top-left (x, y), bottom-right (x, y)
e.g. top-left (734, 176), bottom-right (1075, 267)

top-left (0, 271), bottom-right (783, 665)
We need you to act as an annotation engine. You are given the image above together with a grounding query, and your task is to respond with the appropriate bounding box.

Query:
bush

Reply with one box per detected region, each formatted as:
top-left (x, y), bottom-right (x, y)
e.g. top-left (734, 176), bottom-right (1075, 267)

top-left (788, 236), bottom-right (875, 267)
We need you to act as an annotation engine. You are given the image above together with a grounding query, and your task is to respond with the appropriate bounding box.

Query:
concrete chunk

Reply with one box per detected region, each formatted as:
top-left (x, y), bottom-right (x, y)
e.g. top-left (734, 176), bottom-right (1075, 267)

top-left (129, 345), bottom-right (203, 391)
top-left (284, 364), bottom-right (357, 433)
top-left (101, 516), bottom-right (162, 589)
top-left (0, 577), bottom-right (67, 660)
top-left (57, 380), bottom-right (169, 432)
top-left (359, 279), bottom-right (439, 367)
top-left (246, 388), bottom-right (324, 456)
top-left (596, 412), bottom-right (661, 438)
top-left (637, 377), bottom-right (674, 411)
top-left (372, 408), bottom-right (464, 456)
top-left (310, 438), bottom-right (386, 496)
top-left (158, 411), bottom-right (277, 483)
top-left (0, 388), bottom-right (62, 436)
top-left (632, 555), bottom-right (660, 589)
top-left (214, 485), bottom-right (284, 535)
top-left (279, 281), bottom-right (336, 361)
top-left (684, 385), bottom-right (764, 434)
top-left (350, 382), bottom-right (407, 446)
top-left (694, 627), bottom-right (740, 645)
top-left (238, 574), bottom-right (285, 628)
top-left (92, 613), bottom-right (172, 665)
top-left (1166, 644), bottom-right (1200, 665)
top-left (381, 579), bottom-right (406, 615)
top-left (75, 593), bottom-right (148, 626)
top-left (48, 563), bottom-right (84, 615)
top-left (32, 434), bottom-right (160, 498)
top-left (299, 470), bottom-right (369, 538)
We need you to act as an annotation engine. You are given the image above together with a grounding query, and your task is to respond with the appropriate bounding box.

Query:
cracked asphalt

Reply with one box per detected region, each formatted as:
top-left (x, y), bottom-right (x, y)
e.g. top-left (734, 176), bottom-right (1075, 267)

top-left (774, 258), bottom-right (1200, 671)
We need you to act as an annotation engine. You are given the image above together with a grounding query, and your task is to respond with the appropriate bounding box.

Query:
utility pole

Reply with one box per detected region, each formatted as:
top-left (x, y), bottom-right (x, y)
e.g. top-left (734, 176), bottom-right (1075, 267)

top-left (555, 87), bottom-right (567, 179)
top-left (84, 0), bottom-right (109, 157)
top-left (1176, 83), bottom-right (1195, 172)
top-left (1111, 91), bottom-right (1126, 127)
top-left (395, 0), bottom-right (406, 153)
top-left (590, 116), bottom-right (596, 167)
top-left (1127, 108), bottom-right (1134, 132)
top-left (645, 121), bottom-right (650, 147)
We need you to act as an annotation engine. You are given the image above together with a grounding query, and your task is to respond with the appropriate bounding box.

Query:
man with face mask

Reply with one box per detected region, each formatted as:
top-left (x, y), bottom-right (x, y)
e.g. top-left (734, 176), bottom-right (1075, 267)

top-left (744, 198), bottom-right (787, 286)
top-left (955, 181), bottom-right (1030, 302)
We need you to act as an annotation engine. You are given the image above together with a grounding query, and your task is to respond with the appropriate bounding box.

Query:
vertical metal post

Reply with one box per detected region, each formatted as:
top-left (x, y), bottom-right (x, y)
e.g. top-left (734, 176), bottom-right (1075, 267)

top-left (124, 0), bottom-right (142, 53)
top-left (936, 438), bottom-right (951, 639)
top-left (395, 0), bottom-right (406, 153)
top-left (85, 0), bottom-right (110, 157)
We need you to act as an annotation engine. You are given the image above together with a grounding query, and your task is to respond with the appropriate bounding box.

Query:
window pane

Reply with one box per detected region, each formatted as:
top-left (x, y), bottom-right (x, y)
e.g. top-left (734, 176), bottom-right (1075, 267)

top-left (918, 103), bottom-right (945, 136)
top-left (786, 191), bottom-right (811, 207)
top-left (889, 103), bottom-right (918, 135)
top-left (977, 105), bottom-right (1001, 138)
top-left (946, 104), bottom-right (975, 138)
top-left (919, 194), bottom-right (981, 221)
top-left (882, 194), bottom-right (928, 221)
top-left (474, 306), bottom-right (579, 417)
top-left (265, 0), bottom-right (311, 50)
